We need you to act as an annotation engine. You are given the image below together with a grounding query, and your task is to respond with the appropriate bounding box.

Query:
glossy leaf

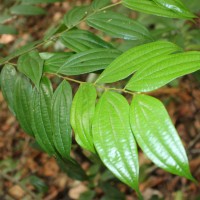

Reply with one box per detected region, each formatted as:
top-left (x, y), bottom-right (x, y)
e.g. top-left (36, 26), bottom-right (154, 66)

top-left (87, 11), bottom-right (152, 41)
top-left (122, 0), bottom-right (195, 19)
top-left (52, 80), bottom-right (72, 158)
top-left (44, 52), bottom-right (73, 73)
top-left (13, 74), bottom-right (34, 136)
top-left (60, 29), bottom-right (113, 53)
top-left (18, 50), bottom-right (44, 89)
top-left (10, 5), bottom-right (46, 15)
top-left (64, 6), bottom-right (89, 28)
top-left (126, 51), bottom-right (200, 92)
top-left (97, 41), bottom-right (181, 83)
top-left (0, 64), bottom-right (17, 114)
top-left (56, 48), bottom-right (121, 75)
top-left (91, 0), bottom-right (111, 10)
top-left (92, 91), bottom-right (140, 195)
top-left (31, 77), bottom-right (55, 155)
top-left (71, 83), bottom-right (96, 153)
top-left (130, 94), bottom-right (194, 181)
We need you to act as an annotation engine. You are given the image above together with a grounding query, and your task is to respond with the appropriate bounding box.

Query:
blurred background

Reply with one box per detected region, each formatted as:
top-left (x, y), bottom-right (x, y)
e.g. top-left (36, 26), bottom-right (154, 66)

top-left (0, 0), bottom-right (200, 199)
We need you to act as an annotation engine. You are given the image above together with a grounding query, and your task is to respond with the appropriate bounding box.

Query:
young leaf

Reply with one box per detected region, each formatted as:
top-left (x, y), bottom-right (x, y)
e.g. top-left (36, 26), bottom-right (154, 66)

top-left (122, 0), bottom-right (195, 19)
top-left (0, 64), bottom-right (17, 114)
top-left (18, 50), bottom-right (44, 89)
top-left (130, 94), bottom-right (194, 181)
top-left (13, 74), bottom-right (34, 137)
top-left (31, 77), bottom-right (55, 155)
top-left (60, 29), bottom-right (113, 53)
top-left (92, 91), bottom-right (140, 196)
top-left (87, 11), bottom-right (152, 41)
top-left (64, 6), bottom-right (89, 28)
top-left (43, 52), bottom-right (73, 73)
top-left (91, 0), bottom-right (111, 10)
top-left (70, 83), bottom-right (96, 153)
top-left (10, 5), bottom-right (46, 15)
top-left (52, 80), bottom-right (72, 159)
top-left (96, 41), bottom-right (181, 83)
top-left (56, 48), bottom-right (121, 76)
top-left (125, 51), bottom-right (200, 92)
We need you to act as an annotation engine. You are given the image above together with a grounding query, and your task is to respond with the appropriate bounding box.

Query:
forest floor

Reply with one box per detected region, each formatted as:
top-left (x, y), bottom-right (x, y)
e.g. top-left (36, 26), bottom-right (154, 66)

top-left (0, 1), bottom-right (200, 200)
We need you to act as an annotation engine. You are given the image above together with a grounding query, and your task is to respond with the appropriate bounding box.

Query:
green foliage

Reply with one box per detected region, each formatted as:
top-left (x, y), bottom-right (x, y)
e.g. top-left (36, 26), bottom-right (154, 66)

top-left (0, 0), bottom-right (199, 198)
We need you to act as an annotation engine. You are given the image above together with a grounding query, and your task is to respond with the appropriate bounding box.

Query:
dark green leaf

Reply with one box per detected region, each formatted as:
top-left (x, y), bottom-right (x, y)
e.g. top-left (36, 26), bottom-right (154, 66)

top-left (71, 83), bottom-right (96, 153)
top-left (18, 50), bottom-right (44, 89)
top-left (52, 80), bottom-right (72, 159)
top-left (130, 94), bottom-right (195, 181)
top-left (29, 176), bottom-right (48, 193)
top-left (10, 5), bottom-right (46, 16)
top-left (91, 0), bottom-right (111, 10)
top-left (56, 48), bottom-right (121, 75)
top-left (31, 77), bottom-right (55, 155)
top-left (0, 64), bottom-right (17, 114)
top-left (43, 52), bottom-right (73, 73)
top-left (60, 29), bottom-right (113, 53)
top-left (80, 191), bottom-right (95, 200)
top-left (64, 6), bottom-right (89, 28)
top-left (122, 0), bottom-right (195, 19)
top-left (0, 25), bottom-right (17, 35)
top-left (97, 41), bottom-right (181, 83)
top-left (126, 51), bottom-right (200, 92)
top-left (92, 91), bottom-right (140, 195)
top-left (87, 11), bottom-right (152, 41)
top-left (13, 74), bottom-right (34, 136)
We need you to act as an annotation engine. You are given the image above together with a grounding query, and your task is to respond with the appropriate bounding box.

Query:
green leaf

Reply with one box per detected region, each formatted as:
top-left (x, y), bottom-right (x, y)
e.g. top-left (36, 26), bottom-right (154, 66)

top-left (92, 91), bottom-right (140, 195)
top-left (56, 48), bottom-right (121, 75)
top-left (130, 94), bottom-right (194, 181)
top-left (91, 0), bottom-right (111, 10)
top-left (80, 191), bottom-right (95, 200)
top-left (20, 0), bottom-right (63, 3)
top-left (10, 5), bottom-right (46, 16)
top-left (60, 29), bottom-right (113, 53)
top-left (31, 77), bottom-right (55, 155)
top-left (87, 11), bottom-right (152, 41)
top-left (13, 74), bottom-right (34, 136)
top-left (0, 15), bottom-right (12, 24)
top-left (18, 50), bottom-right (44, 89)
top-left (0, 64), bottom-right (17, 114)
top-left (70, 83), bottom-right (96, 153)
top-left (126, 51), bottom-right (200, 92)
top-left (97, 41), bottom-right (181, 83)
top-left (0, 25), bottom-right (17, 35)
top-left (64, 6), bottom-right (89, 28)
top-left (52, 80), bottom-right (72, 159)
top-left (122, 0), bottom-right (195, 19)
top-left (43, 52), bottom-right (73, 73)
top-left (0, 40), bottom-right (42, 65)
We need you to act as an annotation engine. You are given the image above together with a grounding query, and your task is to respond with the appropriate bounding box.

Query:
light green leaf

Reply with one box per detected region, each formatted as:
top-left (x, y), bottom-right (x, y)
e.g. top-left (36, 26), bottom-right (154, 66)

top-left (20, 0), bottom-right (63, 3)
top-left (71, 83), bottom-right (96, 153)
top-left (57, 48), bottom-right (121, 75)
top-left (92, 91), bottom-right (140, 196)
top-left (0, 25), bottom-right (17, 35)
top-left (87, 11), bottom-right (152, 41)
top-left (97, 41), bottom-right (181, 83)
top-left (10, 5), bottom-right (46, 15)
top-left (13, 74), bottom-right (34, 137)
top-left (31, 77), bottom-right (55, 155)
top-left (60, 29), bottom-right (113, 53)
top-left (130, 94), bottom-right (195, 181)
top-left (122, 0), bottom-right (195, 19)
top-left (126, 51), bottom-right (200, 92)
top-left (91, 0), bottom-right (111, 10)
top-left (18, 50), bottom-right (44, 89)
top-left (44, 52), bottom-right (73, 73)
top-left (64, 6), bottom-right (90, 28)
top-left (0, 64), bottom-right (17, 114)
top-left (52, 80), bottom-right (72, 159)
top-left (0, 40), bottom-right (42, 65)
